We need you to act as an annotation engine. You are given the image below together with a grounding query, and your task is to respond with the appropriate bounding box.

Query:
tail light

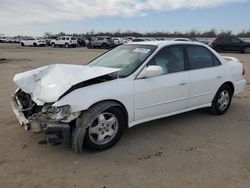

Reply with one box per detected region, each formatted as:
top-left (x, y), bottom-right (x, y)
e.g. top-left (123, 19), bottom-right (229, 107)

top-left (242, 67), bottom-right (246, 76)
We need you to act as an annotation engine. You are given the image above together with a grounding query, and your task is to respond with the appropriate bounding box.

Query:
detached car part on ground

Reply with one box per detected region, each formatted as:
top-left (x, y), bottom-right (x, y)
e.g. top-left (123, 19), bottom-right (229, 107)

top-left (11, 41), bottom-right (246, 153)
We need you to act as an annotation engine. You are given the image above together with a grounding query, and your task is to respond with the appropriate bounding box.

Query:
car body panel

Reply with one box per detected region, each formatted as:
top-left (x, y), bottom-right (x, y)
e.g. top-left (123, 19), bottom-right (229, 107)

top-left (134, 71), bottom-right (190, 121)
top-left (13, 64), bottom-right (120, 105)
top-left (12, 41), bottom-right (246, 130)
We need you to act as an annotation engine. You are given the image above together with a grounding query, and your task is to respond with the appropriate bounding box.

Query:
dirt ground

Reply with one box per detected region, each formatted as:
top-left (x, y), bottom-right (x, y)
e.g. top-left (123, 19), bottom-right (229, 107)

top-left (0, 44), bottom-right (249, 188)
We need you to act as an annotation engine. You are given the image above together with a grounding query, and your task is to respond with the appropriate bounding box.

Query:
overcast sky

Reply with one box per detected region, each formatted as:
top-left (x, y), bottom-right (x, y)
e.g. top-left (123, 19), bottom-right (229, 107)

top-left (1, 0), bottom-right (250, 36)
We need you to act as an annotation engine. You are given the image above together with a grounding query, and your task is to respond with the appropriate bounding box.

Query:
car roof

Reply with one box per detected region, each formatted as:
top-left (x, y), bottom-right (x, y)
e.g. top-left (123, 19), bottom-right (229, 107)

top-left (127, 40), bottom-right (205, 48)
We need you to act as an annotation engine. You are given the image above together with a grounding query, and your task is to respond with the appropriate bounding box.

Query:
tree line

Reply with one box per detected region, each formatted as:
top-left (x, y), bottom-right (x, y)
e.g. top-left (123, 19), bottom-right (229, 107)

top-left (44, 29), bottom-right (250, 38)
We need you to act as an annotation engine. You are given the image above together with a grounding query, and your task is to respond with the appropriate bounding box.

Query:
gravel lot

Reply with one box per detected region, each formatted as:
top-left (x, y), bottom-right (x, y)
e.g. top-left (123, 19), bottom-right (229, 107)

top-left (0, 44), bottom-right (249, 188)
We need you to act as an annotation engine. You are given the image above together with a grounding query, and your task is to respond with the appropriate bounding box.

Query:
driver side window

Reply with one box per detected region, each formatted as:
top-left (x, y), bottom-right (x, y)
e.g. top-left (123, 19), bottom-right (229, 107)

top-left (148, 46), bottom-right (185, 74)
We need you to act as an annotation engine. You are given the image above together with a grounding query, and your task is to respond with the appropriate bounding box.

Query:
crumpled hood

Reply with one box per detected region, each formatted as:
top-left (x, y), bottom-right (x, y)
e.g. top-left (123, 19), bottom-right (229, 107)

top-left (13, 64), bottom-right (119, 105)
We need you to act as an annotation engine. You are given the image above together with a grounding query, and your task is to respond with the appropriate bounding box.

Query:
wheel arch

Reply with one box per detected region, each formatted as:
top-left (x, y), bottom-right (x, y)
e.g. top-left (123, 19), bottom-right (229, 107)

top-left (87, 99), bottom-right (129, 128)
top-left (220, 81), bottom-right (235, 95)
top-left (72, 99), bottom-right (129, 153)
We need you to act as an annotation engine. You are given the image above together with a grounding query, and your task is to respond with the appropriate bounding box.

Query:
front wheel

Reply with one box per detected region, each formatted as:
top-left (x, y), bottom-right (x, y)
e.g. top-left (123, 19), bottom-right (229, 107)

top-left (101, 43), bottom-right (108, 49)
top-left (85, 107), bottom-right (125, 150)
top-left (65, 43), bottom-right (69, 48)
top-left (215, 46), bottom-right (222, 53)
top-left (210, 85), bottom-right (233, 115)
top-left (74, 105), bottom-right (125, 151)
top-left (51, 43), bottom-right (56, 48)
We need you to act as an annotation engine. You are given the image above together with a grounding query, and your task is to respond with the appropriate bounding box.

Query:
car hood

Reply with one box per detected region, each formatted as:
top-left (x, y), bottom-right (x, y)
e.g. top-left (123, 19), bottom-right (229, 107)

top-left (13, 64), bottom-right (119, 105)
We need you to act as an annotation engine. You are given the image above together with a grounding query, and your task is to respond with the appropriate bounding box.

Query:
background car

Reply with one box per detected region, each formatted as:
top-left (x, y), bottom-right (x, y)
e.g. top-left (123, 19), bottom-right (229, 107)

top-left (50, 36), bottom-right (78, 48)
top-left (77, 37), bottom-right (87, 47)
top-left (112, 37), bottom-right (124, 46)
top-left (210, 36), bottom-right (250, 53)
top-left (20, 38), bottom-right (46, 47)
top-left (87, 36), bottom-right (115, 49)
top-left (0, 37), bottom-right (11, 43)
top-left (132, 38), bottom-right (146, 42)
top-left (173, 38), bottom-right (198, 42)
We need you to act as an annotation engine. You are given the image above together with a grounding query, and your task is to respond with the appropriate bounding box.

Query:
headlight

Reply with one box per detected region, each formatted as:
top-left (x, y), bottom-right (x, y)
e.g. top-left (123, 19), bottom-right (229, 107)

top-left (41, 105), bottom-right (70, 120)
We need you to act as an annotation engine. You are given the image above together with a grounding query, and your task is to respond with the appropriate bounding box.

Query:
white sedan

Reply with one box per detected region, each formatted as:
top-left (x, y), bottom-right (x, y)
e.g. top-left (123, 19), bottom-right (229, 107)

top-left (11, 41), bottom-right (246, 152)
top-left (20, 38), bottom-right (46, 47)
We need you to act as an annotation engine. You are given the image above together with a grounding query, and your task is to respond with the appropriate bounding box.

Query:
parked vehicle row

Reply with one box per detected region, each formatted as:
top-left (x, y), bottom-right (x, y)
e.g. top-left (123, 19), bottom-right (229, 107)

top-left (0, 37), bottom-right (22, 43)
top-left (3, 35), bottom-right (250, 53)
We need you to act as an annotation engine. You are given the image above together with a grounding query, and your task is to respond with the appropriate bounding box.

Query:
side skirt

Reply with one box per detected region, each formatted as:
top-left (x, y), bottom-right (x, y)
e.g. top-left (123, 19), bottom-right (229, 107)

top-left (128, 103), bottom-right (211, 128)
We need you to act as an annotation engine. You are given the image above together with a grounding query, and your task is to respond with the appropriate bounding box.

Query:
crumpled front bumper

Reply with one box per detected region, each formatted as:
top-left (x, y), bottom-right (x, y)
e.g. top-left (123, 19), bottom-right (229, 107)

top-left (11, 92), bottom-right (71, 146)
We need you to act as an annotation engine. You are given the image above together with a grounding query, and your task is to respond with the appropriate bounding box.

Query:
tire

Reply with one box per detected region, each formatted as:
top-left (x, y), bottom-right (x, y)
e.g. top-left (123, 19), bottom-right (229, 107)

top-left (209, 84), bottom-right (233, 115)
top-left (33, 43), bottom-right (38, 47)
top-left (215, 46), bottom-right (222, 53)
top-left (101, 43), bottom-right (108, 49)
top-left (75, 106), bottom-right (125, 151)
top-left (65, 43), bottom-right (69, 48)
top-left (21, 42), bottom-right (25, 47)
top-left (51, 43), bottom-right (56, 48)
top-left (243, 47), bottom-right (250, 54)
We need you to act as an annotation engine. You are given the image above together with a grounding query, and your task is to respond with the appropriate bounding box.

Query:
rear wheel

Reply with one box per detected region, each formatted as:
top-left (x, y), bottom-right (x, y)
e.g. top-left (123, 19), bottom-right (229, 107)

top-left (33, 43), bottom-right (37, 47)
top-left (210, 85), bottom-right (233, 115)
top-left (65, 43), bottom-right (69, 48)
top-left (21, 42), bottom-right (25, 47)
top-left (215, 46), bottom-right (222, 53)
top-left (101, 43), bottom-right (108, 49)
top-left (243, 47), bottom-right (250, 54)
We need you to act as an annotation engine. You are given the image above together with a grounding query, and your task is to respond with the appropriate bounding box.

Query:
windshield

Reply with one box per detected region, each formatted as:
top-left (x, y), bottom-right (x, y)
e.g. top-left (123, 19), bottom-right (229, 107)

top-left (88, 44), bottom-right (157, 77)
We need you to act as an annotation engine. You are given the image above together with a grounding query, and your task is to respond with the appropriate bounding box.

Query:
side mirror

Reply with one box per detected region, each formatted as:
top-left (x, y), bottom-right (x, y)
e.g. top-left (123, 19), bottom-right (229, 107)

top-left (137, 65), bottom-right (163, 79)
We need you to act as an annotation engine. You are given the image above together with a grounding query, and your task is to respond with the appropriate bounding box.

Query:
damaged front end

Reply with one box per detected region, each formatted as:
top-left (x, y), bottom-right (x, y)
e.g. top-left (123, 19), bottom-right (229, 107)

top-left (11, 89), bottom-right (80, 145)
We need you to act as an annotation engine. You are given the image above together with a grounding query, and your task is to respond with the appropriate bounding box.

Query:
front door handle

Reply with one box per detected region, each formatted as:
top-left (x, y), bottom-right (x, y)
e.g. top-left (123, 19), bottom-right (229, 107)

top-left (179, 81), bottom-right (188, 86)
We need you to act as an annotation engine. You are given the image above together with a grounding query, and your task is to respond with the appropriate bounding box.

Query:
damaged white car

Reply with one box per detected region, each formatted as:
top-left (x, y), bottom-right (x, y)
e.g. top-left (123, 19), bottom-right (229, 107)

top-left (12, 41), bottom-right (246, 152)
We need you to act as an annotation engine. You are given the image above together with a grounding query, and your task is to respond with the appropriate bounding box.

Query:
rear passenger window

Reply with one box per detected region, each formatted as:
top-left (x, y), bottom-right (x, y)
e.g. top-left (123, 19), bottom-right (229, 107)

top-left (62, 37), bottom-right (65, 40)
top-left (213, 56), bottom-right (221, 66)
top-left (187, 46), bottom-right (214, 70)
top-left (66, 37), bottom-right (69, 40)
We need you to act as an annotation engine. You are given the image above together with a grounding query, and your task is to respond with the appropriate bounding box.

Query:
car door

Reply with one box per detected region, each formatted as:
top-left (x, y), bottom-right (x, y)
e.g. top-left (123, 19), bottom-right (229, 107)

top-left (134, 45), bottom-right (190, 122)
top-left (220, 37), bottom-right (231, 51)
top-left (55, 37), bottom-right (61, 45)
top-left (97, 37), bottom-right (103, 46)
top-left (26, 38), bottom-right (33, 46)
top-left (61, 37), bottom-right (66, 45)
top-left (186, 45), bottom-right (224, 107)
top-left (230, 37), bottom-right (243, 51)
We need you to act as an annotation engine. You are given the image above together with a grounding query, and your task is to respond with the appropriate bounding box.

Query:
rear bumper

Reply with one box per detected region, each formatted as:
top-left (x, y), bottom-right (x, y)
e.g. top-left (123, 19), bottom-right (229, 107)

top-left (11, 94), bottom-right (71, 146)
top-left (234, 79), bottom-right (246, 95)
